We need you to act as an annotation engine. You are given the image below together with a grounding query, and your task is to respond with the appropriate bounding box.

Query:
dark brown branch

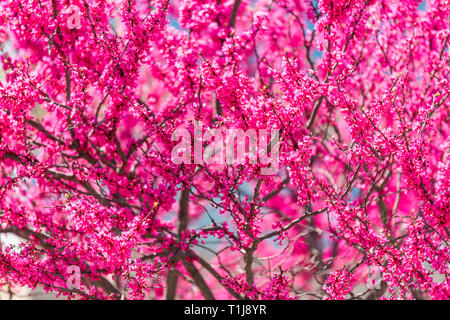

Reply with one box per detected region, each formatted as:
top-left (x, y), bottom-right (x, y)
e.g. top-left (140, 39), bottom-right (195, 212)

top-left (229, 0), bottom-right (242, 28)
top-left (182, 260), bottom-right (215, 300)
top-left (165, 189), bottom-right (190, 300)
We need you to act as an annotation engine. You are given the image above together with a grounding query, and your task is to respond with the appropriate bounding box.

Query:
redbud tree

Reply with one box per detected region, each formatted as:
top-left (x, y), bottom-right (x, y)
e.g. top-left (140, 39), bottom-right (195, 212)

top-left (0, 0), bottom-right (448, 300)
